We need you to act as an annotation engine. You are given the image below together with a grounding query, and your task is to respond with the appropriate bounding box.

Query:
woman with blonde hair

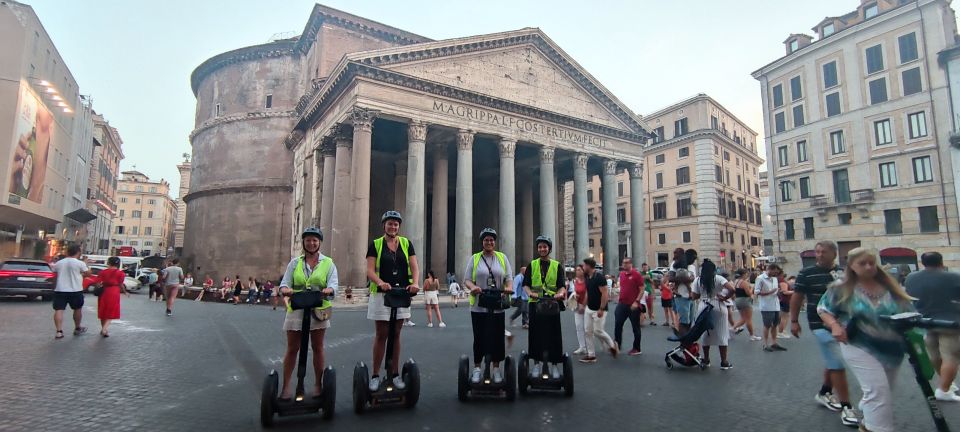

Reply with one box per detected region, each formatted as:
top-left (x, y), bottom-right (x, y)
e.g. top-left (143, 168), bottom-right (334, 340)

top-left (817, 248), bottom-right (915, 432)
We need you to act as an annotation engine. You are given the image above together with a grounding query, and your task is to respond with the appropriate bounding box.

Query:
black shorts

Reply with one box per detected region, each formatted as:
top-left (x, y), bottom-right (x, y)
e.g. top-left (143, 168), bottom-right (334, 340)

top-left (52, 292), bottom-right (84, 310)
top-left (661, 298), bottom-right (674, 308)
top-left (762, 311), bottom-right (781, 327)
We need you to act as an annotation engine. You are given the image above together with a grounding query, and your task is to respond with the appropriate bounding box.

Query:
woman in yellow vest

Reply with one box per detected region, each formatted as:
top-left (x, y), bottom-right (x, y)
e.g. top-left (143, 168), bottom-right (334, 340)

top-left (278, 227), bottom-right (338, 401)
top-left (463, 228), bottom-right (514, 384)
top-left (522, 235), bottom-right (567, 379)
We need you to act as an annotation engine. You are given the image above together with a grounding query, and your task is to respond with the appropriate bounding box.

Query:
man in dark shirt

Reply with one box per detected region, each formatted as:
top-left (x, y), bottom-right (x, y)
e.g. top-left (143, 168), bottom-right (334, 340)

top-left (790, 240), bottom-right (858, 427)
top-left (906, 252), bottom-right (960, 401)
top-left (580, 257), bottom-right (618, 363)
top-left (522, 236), bottom-right (567, 379)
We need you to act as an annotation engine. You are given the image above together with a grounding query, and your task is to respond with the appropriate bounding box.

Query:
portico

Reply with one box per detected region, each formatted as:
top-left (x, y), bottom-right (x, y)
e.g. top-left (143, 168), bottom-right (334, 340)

top-left (287, 29), bottom-right (649, 288)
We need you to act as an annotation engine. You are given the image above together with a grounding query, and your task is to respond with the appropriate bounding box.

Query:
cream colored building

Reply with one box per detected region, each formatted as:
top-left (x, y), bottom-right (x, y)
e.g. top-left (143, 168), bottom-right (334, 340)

top-left (112, 171), bottom-right (176, 256)
top-left (174, 156), bottom-right (190, 256)
top-left (752, 0), bottom-right (960, 273)
top-left (85, 112), bottom-right (123, 255)
top-left (569, 94), bottom-right (763, 271)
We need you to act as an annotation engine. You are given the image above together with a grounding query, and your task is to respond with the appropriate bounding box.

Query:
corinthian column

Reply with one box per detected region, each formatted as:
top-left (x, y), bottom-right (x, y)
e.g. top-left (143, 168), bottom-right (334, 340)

top-left (630, 162), bottom-right (646, 265)
top-left (454, 129), bottom-right (474, 283)
top-left (601, 160), bottom-right (618, 275)
top-left (349, 107), bottom-right (379, 288)
top-left (318, 137), bottom-right (336, 254)
top-left (405, 120), bottom-right (427, 265)
top-left (539, 146), bottom-right (557, 247)
top-left (329, 124), bottom-right (353, 270)
top-left (498, 138), bottom-right (517, 271)
top-left (431, 142), bottom-right (449, 277)
top-left (574, 153), bottom-right (589, 263)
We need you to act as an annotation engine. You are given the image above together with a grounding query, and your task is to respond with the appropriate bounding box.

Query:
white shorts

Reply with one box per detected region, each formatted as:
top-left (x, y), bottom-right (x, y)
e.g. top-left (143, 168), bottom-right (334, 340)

top-left (367, 292), bottom-right (411, 321)
top-left (425, 291), bottom-right (439, 305)
top-left (282, 308), bottom-right (331, 331)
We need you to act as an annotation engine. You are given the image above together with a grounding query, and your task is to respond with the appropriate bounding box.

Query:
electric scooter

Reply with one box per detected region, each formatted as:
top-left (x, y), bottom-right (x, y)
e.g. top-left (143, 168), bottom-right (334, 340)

top-left (881, 312), bottom-right (960, 432)
top-left (260, 291), bottom-right (336, 427)
top-left (353, 285), bottom-right (420, 413)
top-left (458, 287), bottom-right (516, 401)
top-left (518, 297), bottom-right (574, 397)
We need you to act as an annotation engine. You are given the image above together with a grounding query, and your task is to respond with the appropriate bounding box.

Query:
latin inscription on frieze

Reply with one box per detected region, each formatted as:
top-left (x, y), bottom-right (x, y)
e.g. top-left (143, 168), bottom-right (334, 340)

top-left (433, 100), bottom-right (606, 148)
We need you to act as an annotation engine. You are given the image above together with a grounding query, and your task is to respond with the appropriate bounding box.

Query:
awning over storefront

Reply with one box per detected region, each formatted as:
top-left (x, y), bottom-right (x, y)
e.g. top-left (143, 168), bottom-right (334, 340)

top-left (800, 250), bottom-right (816, 258)
top-left (64, 208), bottom-right (97, 224)
top-left (879, 247), bottom-right (917, 258)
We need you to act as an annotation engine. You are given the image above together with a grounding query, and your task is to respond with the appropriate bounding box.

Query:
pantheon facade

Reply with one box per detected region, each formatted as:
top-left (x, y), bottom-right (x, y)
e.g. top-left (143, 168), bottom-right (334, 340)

top-left (186, 4), bottom-right (649, 285)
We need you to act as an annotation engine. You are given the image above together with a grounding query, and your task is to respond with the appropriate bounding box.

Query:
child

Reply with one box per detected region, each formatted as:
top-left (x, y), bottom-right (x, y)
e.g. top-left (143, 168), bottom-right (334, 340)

top-left (658, 275), bottom-right (676, 328)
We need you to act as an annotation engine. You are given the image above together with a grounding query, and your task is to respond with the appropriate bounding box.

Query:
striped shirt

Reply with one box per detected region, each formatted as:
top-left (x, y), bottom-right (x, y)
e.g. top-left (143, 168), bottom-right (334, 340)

top-left (794, 265), bottom-right (842, 330)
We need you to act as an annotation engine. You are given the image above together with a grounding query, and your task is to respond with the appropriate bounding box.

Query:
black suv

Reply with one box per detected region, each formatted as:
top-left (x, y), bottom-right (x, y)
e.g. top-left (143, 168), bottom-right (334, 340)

top-left (0, 258), bottom-right (55, 300)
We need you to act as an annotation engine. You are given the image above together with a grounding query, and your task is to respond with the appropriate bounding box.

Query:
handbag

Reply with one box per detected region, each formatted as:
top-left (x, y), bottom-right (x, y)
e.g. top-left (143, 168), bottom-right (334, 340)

top-left (289, 290), bottom-right (326, 310)
top-left (93, 284), bottom-right (104, 297)
top-left (383, 287), bottom-right (412, 308)
top-left (536, 297), bottom-right (560, 316)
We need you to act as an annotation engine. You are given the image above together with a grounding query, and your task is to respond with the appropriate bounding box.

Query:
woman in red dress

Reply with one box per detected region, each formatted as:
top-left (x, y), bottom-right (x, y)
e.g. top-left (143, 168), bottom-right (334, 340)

top-left (92, 256), bottom-right (129, 337)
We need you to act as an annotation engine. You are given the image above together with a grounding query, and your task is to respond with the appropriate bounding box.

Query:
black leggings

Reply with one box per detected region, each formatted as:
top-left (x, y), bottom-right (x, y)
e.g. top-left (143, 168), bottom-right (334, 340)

top-left (471, 311), bottom-right (506, 364)
top-left (528, 304), bottom-right (563, 363)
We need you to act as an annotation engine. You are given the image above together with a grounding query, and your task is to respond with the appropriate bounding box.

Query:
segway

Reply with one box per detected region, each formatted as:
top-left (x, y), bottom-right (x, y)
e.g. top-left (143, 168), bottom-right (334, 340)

top-left (261, 291), bottom-right (336, 427)
top-left (517, 296), bottom-right (573, 397)
top-left (353, 285), bottom-right (420, 413)
top-left (881, 312), bottom-right (960, 432)
top-left (458, 287), bottom-right (516, 401)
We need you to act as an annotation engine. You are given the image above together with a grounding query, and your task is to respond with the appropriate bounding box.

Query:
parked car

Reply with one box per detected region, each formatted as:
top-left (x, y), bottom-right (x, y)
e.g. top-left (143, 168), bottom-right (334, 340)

top-left (137, 268), bottom-right (159, 289)
top-left (0, 258), bottom-right (56, 300)
top-left (650, 266), bottom-right (671, 280)
top-left (84, 265), bottom-right (140, 292)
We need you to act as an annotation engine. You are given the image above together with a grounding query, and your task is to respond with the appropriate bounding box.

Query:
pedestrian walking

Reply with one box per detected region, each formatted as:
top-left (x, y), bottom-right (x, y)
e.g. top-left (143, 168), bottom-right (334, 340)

top-left (423, 270), bottom-right (445, 328)
top-left (905, 251), bottom-right (960, 402)
top-left (509, 266), bottom-right (529, 328)
top-left (51, 244), bottom-right (91, 339)
top-left (790, 240), bottom-right (859, 427)
top-left (731, 269), bottom-right (761, 341)
top-left (756, 265), bottom-right (786, 351)
top-left (818, 247), bottom-right (915, 432)
top-left (90, 256), bottom-right (129, 337)
top-left (448, 278), bottom-right (464, 307)
top-left (613, 257), bottom-right (644, 356)
top-left (161, 259), bottom-right (184, 316)
top-left (232, 275), bottom-right (243, 305)
top-left (579, 257), bottom-right (617, 363)
top-left (463, 228), bottom-right (513, 383)
top-left (364, 210), bottom-right (420, 391)
top-left (522, 236), bottom-right (568, 377)
top-left (570, 265), bottom-right (588, 355)
top-left (641, 263), bottom-right (656, 325)
top-left (778, 274), bottom-right (795, 339)
top-left (278, 227), bottom-right (338, 400)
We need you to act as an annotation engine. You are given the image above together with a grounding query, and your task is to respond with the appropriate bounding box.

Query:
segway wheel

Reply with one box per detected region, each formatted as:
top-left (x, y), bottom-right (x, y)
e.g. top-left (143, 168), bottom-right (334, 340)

top-left (517, 351), bottom-right (529, 395)
top-left (458, 355), bottom-right (470, 402)
top-left (260, 370), bottom-right (279, 428)
top-left (562, 354), bottom-right (574, 397)
top-left (698, 361), bottom-right (707, 371)
top-left (504, 355), bottom-right (516, 401)
top-left (321, 367), bottom-right (336, 420)
top-left (402, 360), bottom-right (420, 409)
top-left (352, 362), bottom-right (368, 415)
top-left (665, 360), bottom-right (674, 370)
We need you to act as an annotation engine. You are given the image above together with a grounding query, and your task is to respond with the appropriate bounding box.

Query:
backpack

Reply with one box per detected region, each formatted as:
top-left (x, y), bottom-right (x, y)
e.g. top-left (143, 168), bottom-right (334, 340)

top-left (675, 268), bottom-right (694, 285)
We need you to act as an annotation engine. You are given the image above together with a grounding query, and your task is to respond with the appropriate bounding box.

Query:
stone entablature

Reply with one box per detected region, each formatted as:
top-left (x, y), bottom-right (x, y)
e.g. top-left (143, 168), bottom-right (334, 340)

top-left (189, 110), bottom-right (297, 142)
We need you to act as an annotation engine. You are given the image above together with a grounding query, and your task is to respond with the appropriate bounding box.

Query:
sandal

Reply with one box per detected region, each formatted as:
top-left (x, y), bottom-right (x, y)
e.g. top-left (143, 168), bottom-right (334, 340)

top-left (73, 327), bottom-right (87, 336)
top-left (55, 330), bottom-right (64, 339)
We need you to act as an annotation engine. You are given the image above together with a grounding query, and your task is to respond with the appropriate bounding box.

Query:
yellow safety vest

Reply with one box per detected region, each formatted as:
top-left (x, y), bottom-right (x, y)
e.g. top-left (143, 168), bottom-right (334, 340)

top-left (287, 256), bottom-right (333, 312)
top-left (469, 251), bottom-right (507, 306)
top-left (529, 258), bottom-right (559, 303)
top-left (368, 236), bottom-right (411, 293)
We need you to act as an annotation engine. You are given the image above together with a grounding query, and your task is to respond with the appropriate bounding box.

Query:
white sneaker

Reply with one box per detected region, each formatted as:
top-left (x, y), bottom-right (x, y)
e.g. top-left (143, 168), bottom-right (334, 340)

top-left (572, 347), bottom-right (586, 355)
top-left (530, 362), bottom-right (542, 378)
top-left (471, 367), bottom-right (483, 384)
top-left (777, 332), bottom-right (791, 339)
top-left (492, 367), bottom-right (503, 383)
top-left (392, 375), bottom-right (406, 390)
top-left (840, 406), bottom-right (860, 426)
top-left (951, 383), bottom-right (959, 393)
top-left (404, 321), bottom-right (416, 327)
top-left (427, 322), bottom-right (433, 328)
top-left (750, 335), bottom-right (762, 341)
top-left (439, 322), bottom-right (446, 328)
top-left (368, 376), bottom-right (381, 392)
top-left (936, 388), bottom-right (960, 402)
top-left (550, 364), bottom-right (561, 379)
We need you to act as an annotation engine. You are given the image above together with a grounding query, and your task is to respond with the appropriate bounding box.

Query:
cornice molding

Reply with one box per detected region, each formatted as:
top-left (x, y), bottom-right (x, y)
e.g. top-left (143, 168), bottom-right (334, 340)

top-left (190, 40), bottom-right (297, 96)
top-left (297, 62), bottom-right (647, 145)
top-left (648, 129), bottom-right (764, 164)
top-left (183, 183), bottom-right (293, 203)
top-left (189, 110), bottom-right (297, 142)
top-left (296, 6), bottom-right (431, 56)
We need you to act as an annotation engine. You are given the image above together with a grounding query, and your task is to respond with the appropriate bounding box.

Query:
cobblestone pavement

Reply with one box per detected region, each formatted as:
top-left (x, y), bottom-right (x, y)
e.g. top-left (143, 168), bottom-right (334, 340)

top-left (0, 293), bottom-right (956, 431)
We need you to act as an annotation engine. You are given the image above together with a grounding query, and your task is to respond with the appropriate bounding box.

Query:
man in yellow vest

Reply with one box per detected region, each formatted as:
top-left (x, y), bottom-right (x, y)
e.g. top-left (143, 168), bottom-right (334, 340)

top-left (278, 227), bottom-right (338, 401)
top-left (522, 235), bottom-right (567, 380)
top-left (365, 210), bottom-right (420, 392)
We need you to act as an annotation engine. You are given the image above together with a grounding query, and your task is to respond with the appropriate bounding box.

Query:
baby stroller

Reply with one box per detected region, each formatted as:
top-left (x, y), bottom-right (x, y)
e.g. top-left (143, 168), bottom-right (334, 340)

top-left (664, 302), bottom-right (714, 370)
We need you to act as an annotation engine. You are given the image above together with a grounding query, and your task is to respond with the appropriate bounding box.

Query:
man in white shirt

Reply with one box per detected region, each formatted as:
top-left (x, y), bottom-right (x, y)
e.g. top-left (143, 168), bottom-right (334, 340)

top-left (755, 264), bottom-right (786, 352)
top-left (52, 244), bottom-right (91, 338)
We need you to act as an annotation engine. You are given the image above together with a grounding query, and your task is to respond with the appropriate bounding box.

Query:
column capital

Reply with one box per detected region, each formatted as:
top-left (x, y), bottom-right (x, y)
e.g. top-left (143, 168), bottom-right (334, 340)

top-left (539, 146), bottom-right (555, 164)
top-left (351, 107), bottom-right (380, 132)
top-left (330, 123), bottom-right (353, 146)
top-left (603, 159), bottom-right (618, 175)
top-left (498, 138), bottom-right (516, 158)
top-left (319, 136), bottom-right (337, 156)
top-left (575, 153), bottom-right (589, 169)
top-left (457, 129), bottom-right (475, 150)
top-left (629, 161), bottom-right (644, 179)
top-left (407, 120), bottom-right (428, 142)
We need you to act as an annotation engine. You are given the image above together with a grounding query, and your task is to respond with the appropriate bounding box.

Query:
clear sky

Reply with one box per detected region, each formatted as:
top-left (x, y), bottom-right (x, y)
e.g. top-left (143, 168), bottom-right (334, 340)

top-left (25, 0), bottom-right (899, 195)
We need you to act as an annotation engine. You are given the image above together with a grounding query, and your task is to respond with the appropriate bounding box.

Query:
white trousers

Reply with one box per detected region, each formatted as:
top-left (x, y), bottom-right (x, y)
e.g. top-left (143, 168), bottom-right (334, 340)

top-left (584, 308), bottom-right (615, 356)
top-left (840, 344), bottom-right (900, 432)
top-left (574, 311), bottom-right (586, 350)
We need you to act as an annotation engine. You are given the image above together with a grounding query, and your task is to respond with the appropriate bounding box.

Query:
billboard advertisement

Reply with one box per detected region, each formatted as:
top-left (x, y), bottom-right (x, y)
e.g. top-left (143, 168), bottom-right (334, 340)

top-left (9, 84), bottom-right (53, 204)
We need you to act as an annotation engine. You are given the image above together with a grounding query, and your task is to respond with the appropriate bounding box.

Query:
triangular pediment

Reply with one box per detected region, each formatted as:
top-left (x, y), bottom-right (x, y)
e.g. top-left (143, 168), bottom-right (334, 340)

top-left (345, 29), bottom-right (644, 134)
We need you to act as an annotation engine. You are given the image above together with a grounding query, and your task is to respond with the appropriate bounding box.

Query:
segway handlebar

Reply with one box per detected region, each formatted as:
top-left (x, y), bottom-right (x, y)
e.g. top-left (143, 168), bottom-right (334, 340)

top-left (880, 312), bottom-right (960, 331)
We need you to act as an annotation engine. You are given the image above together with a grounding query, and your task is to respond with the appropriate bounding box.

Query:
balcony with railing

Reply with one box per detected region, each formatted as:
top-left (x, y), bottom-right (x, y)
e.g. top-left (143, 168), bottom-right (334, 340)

top-left (807, 189), bottom-right (875, 216)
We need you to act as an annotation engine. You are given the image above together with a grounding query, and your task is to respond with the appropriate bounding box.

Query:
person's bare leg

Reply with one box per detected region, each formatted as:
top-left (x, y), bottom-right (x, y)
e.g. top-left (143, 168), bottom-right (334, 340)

top-left (166, 287), bottom-right (177, 311)
top-left (745, 309), bottom-right (756, 336)
top-left (310, 329), bottom-right (326, 394)
top-left (73, 308), bottom-right (82, 330)
top-left (372, 322), bottom-right (388, 377)
top-left (831, 370), bottom-right (851, 403)
top-left (281, 331), bottom-right (299, 399)
top-left (719, 346), bottom-right (729, 363)
top-left (54, 310), bottom-right (64, 332)
top-left (425, 305), bottom-right (433, 325)
top-left (434, 305), bottom-right (444, 323)
top-left (940, 359), bottom-right (959, 392)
